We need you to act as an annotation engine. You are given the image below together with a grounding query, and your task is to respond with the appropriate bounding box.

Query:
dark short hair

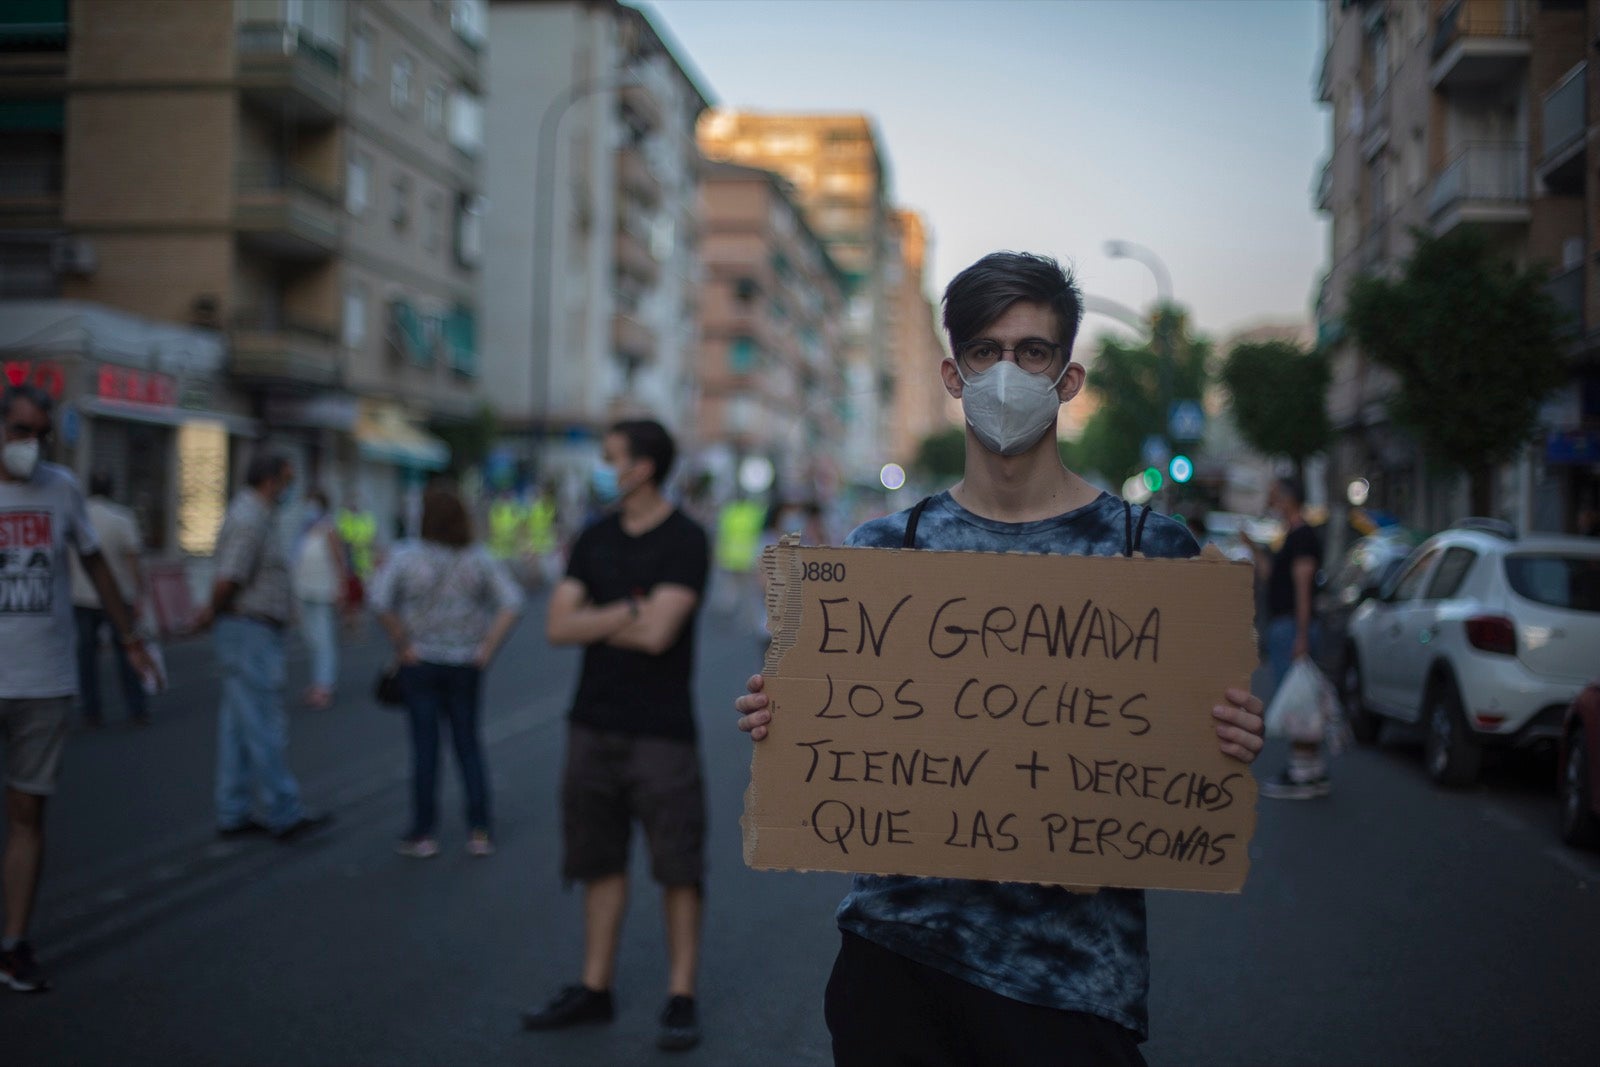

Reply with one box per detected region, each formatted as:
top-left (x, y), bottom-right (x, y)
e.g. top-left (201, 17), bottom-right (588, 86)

top-left (420, 484), bottom-right (472, 547)
top-left (1274, 476), bottom-right (1306, 507)
top-left (245, 452), bottom-right (292, 489)
top-left (90, 470), bottom-right (115, 498)
top-left (1, 384), bottom-right (54, 421)
top-left (608, 419), bottom-right (676, 487)
top-left (942, 252), bottom-right (1085, 352)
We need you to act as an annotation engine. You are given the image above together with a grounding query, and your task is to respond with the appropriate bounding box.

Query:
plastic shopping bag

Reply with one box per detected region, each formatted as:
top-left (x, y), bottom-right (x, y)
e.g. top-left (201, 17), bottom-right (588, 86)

top-left (1264, 659), bottom-right (1347, 751)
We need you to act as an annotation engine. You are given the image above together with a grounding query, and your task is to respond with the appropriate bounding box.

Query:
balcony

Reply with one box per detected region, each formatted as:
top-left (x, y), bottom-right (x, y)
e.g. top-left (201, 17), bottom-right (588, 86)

top-left (236, 22), bottom-right (342, 127)
top-left (614, 224), bottom-right (659, 286)
top-left (1428, 142), bottom-right (1529, 234)
top-left (616, 143), bottom-right (662, 207)
top-left (229, 314), bottom-right (339, 388)
top-left (0, 159), bottom-right (61, 221)
top-left (1361, 82), bottom-right (1390, 161)
top-left (1430, 0), bottom-right (1529, 91)
top-left (1547, 264), bottom-right (1583, 340)
top-left (1538, 63), bottom-right (1586, 196)
top-left (1359, 217), bottom-right (1389, 274)
top-left (1315, 46), bottom-right (1332, 104)
top-left (611, 311), bottom-right (657, 363)
top-left (234, 162), bottom-right (340, 259)
top-left (618, 83), bottom-right (663, 135)
top-left (1315, 159), bottom-right (1334, 213)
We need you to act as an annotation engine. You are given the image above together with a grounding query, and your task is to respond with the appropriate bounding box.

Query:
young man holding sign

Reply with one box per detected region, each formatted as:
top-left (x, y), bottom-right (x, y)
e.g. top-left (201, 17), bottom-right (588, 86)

top-left (735, 252), bottom-right (1266, 1065)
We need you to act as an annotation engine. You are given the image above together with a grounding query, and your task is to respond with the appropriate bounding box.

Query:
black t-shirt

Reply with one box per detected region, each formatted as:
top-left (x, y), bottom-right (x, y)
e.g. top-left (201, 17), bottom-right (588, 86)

top-left (565, 509), bottom-right (710, 741)
top-left (1267, 522), bottom-right (1322, 618)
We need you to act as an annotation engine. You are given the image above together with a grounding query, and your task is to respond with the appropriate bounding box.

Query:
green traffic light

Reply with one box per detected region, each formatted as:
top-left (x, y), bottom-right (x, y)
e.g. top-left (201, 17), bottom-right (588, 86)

top-left (1169, 454), bottom-right (1194, 484)
top-left (1142, 467), bottom-right (1163, 492)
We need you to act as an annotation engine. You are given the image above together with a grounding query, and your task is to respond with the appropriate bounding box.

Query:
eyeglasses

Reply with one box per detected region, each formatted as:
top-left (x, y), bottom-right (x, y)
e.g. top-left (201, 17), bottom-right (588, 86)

top-left (3, 422), bottom-right (51, 443)
top-left (954, 339), bottom-right (1064, 377)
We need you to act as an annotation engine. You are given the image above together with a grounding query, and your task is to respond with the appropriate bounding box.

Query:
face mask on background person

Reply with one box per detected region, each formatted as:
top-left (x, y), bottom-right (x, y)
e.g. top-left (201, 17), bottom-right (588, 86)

top-left (591, 461), bottom-right (622, 505)
top-left (2, 438), bottom-right (41, 480)
top-left (956, 360), bottom-right (1069, 457)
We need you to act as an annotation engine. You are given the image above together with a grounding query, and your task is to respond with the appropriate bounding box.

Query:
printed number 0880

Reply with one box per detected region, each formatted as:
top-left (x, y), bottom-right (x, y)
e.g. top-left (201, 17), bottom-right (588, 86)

top-left (803, 561), bottom-right (846, 582)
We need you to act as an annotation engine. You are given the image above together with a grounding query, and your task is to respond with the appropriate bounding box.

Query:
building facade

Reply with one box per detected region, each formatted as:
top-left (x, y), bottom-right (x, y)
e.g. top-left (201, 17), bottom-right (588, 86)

top-left (884, 208), bottom-right (953, 466)
top-left (483, 0), bottom-right (708, 510)
top-left (697, 111), bottom-right (895, 484)
top-left (0, 0), bottom-right (488, 563)
top-left (1314, 0), bottom-right (1598, 537)
top-left (695, 161), bottom-right (848, 502)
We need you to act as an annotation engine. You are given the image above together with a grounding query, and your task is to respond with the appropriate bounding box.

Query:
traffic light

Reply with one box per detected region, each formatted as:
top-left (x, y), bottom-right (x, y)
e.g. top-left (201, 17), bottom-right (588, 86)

top-left (1141, 467), bottom-right (1163, 493)
top-left (1168, 454), bottom-right (1194, 484)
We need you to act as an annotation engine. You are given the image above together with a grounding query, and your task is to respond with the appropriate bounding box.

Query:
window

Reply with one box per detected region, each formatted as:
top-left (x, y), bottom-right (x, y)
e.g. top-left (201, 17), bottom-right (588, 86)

top-left (342, 286), bottom-right (367, 348)
top-left (451, 0), bottom-right (488, 48)
top-left (391, 173), bottom-right (411, 229)
top-left (351, 25), bottom-right (372, 84)
top-left (447, 89), bottom-right (484, 156)
top-left (391, 55), bottom-right (414, 112)
top-left (1424, 547), bottom-right (1477, 600)
top-left (424, 84), bottom-right (445, 134)
top-left (729, 337), bottom-right (757, 373)
top-left (455, 193), bottom-right (485, 267)
top-left (1505, 555), bottom-right (1600, 612)
top-left (1390, 549), bottom-right (1439, 601)
top-left (423, 192), bottom-right (443, 252)
top-left (346, 153), bottom-right (371, 215)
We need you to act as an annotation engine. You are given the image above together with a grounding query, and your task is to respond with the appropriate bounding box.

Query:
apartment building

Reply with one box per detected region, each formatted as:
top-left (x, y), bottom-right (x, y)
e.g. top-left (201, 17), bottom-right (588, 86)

top-left (1314, 0), bottom-right (1597, 536)
top-left (483, 0), bottom-right (708, 505)
top-left (695, 161), bottom-right (848, 501)
top-left (0, 0), bottom-right (488, 559)
top-left (884, 208), bottom-right (954, 466)
top-left (698, 111), bottom-right (895, 484)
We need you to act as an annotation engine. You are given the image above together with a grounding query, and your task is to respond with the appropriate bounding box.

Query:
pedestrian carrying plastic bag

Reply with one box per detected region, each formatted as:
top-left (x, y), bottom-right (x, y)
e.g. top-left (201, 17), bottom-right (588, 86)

top-left (1264, 659), bottom-right (1350, 754)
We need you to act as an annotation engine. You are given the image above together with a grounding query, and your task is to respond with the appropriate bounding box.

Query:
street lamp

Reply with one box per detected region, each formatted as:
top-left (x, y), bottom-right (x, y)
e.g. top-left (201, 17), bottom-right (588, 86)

top-left (1105, 240), bottom-right (1176, 509)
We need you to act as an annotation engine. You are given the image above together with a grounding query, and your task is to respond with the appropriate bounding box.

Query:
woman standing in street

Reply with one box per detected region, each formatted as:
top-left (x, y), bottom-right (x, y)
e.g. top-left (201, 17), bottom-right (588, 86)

top-left (369, 484), bottom-right (524, 857)
top-left (292, 489), bottom-right (348, 710)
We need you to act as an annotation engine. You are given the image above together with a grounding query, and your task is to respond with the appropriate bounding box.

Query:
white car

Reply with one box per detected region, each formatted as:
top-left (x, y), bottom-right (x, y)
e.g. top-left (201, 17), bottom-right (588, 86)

top-left (1341, 519), bottom-right (1600, 786)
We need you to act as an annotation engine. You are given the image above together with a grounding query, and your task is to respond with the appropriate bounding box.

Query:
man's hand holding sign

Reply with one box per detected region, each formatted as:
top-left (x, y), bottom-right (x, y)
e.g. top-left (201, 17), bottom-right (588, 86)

top-left (738, 540), bottom-right (1262, 892)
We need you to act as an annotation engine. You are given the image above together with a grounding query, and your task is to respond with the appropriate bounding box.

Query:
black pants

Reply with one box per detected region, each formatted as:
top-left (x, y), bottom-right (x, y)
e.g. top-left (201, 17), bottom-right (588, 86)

top-left (825, 932), bottom-right (1147, 1067)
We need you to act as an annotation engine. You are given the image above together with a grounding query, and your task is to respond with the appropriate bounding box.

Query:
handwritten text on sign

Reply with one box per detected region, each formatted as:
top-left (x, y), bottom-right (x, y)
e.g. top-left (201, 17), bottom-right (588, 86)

top-left (741, 543), bottom-right (1259, 893)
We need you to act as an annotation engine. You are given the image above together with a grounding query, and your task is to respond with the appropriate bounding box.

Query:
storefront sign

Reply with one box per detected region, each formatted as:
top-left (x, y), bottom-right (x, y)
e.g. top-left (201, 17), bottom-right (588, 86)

top-left (2, 360), bottom-right (65, 399)
top-left (97, 365), bottom-right (177, 407)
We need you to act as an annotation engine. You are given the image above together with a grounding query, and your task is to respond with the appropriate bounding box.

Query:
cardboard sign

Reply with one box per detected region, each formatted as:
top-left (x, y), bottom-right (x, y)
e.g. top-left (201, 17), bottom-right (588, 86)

top-left (742, 540), bottom-right (1259, 893)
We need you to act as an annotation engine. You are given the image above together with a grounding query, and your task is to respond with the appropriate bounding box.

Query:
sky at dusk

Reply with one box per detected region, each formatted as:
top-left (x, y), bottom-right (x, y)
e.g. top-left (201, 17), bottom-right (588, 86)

top-left (644, 0), bottom-right (1329, 345)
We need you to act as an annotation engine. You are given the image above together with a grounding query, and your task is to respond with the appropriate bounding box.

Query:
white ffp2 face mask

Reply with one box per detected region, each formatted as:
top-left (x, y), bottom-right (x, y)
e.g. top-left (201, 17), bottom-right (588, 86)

top-left (2, 438), bottom-right (40, 480)
top-left (956, 360), bottom-right (1068, 457)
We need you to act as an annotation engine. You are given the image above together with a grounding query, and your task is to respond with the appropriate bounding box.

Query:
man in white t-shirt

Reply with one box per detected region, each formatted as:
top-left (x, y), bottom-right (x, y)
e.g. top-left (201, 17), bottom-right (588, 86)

top-left (0, 385), bottom-right (154, 994)
top-left (69, 472), bottom-right (149, 726)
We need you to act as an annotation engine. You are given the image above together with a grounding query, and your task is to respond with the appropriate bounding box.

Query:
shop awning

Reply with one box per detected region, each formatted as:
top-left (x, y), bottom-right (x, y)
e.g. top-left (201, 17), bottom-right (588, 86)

top-left (75, 397), bottom-right (259, 438)
top-left (355, 404), bottom-right (450, 472)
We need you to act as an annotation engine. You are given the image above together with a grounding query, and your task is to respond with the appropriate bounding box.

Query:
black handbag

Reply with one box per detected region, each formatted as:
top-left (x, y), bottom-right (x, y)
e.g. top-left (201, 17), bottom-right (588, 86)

top-left (374, 664), bottom-right (404, 708)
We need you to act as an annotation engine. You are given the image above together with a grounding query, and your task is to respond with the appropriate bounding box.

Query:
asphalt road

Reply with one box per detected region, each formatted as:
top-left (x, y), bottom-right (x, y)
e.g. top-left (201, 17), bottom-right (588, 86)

top-left (4, 580), bottom-right (1598, 1066)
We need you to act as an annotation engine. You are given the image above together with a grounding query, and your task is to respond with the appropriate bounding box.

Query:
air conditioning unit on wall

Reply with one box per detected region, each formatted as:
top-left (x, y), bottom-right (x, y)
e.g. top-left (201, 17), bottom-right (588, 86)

top-left (50, 236), bottom-right (97, 276)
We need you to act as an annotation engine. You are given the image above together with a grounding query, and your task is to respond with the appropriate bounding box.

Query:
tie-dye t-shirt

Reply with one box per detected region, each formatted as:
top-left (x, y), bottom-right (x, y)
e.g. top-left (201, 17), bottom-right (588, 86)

top-left (835, 489), bottom-right (1199, 1039)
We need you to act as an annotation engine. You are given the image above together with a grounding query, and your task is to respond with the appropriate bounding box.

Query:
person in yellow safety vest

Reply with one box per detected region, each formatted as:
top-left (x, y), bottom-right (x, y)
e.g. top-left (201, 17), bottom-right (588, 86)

top-left (527, 491), bottom-right (558, 556)
top-left (337, 506), bottom-right (378, 579)
top-left (489, 495), bottom-right (526, 561)
top-left (715, 499), bottom-right (764, 573)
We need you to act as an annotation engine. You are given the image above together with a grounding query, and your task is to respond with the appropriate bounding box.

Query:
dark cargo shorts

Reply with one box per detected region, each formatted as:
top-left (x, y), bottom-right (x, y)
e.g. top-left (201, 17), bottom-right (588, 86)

top-left (561, 723), bottom-right (706, 887)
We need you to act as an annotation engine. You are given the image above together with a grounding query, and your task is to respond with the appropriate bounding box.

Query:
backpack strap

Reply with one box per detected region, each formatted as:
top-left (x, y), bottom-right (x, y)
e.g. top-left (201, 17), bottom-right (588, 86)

top-left (1131, 503), bottom-right (1151, 555)
top-left (1123, 499), bottom-right (1133, 557)
top-left (902, 496), bottom-right (933, 549)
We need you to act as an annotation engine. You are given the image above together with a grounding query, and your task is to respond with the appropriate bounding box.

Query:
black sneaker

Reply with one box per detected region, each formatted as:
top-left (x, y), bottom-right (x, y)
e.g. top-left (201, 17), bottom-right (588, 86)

top-left (0, 941), bottom-right (50, 993)
top-left (521, 984), bottom-right (614, 1030)
top-left (657, 994), bottom-right (700, 1051)
top-left (274, 812), bottom-right (334, 843)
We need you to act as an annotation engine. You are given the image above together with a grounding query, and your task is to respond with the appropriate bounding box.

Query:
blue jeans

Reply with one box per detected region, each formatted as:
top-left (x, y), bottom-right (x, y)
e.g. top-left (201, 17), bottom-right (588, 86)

top-left (1266, 616), bottom-right (1324, 697)
top-left (214, 616), bottom-right (305, 832)
top-left (75, 606), bottom-right (147, 721)
top-left (398, 662), bottom-right (489, 838)
top-left (298, 599), bottom-right (338, 690)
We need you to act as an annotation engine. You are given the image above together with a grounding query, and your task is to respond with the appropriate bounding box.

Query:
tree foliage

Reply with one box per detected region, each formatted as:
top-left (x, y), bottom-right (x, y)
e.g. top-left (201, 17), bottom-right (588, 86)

top-left (1219, 340), bottom-right (1331, 482)
top-left (913, 425), bottom-right (966, 484)
top-left (431, 404), bottom-right (499, 476)
top-left (1075, 306), bottom-right (1210, 483)
top-left (1344, 227), bottom-right (1568, 513)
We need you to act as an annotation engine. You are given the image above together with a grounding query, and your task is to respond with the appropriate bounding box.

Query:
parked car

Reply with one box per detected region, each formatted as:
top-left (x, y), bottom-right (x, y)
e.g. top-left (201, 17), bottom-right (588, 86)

top-left (1315, 528), bottom-right (1415, 672)
top-left (1340, 518), bottom-right (1600, 786)
top-left (1559, 681), bottom-right (1600, 848)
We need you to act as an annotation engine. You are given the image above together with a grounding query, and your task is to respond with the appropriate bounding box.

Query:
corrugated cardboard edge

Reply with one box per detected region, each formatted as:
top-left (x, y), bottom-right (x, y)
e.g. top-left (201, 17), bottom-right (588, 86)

top-left (743, 534), bottom-right (803, 866)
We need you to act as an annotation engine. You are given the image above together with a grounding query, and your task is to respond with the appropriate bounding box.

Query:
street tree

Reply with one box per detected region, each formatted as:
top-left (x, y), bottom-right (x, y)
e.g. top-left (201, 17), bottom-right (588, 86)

top-left (1345, 227), bottom-right (1568, 515)
top-left (1076, 306), bottom-right (1210, 485)
top-left (1219, 340), bottom-right (1332, 485)
top-left (913, 425), bottom-right (966, 484)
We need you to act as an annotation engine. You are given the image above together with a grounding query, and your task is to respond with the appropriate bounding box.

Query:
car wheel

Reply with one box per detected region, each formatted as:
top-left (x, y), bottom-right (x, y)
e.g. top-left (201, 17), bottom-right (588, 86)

top-left (1559, 725), bottom-right (1600, 848)
top-left (1341, 649), bottom-right (1380, 746)
top-left (1423, 677), bottom-right (1481, 787)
